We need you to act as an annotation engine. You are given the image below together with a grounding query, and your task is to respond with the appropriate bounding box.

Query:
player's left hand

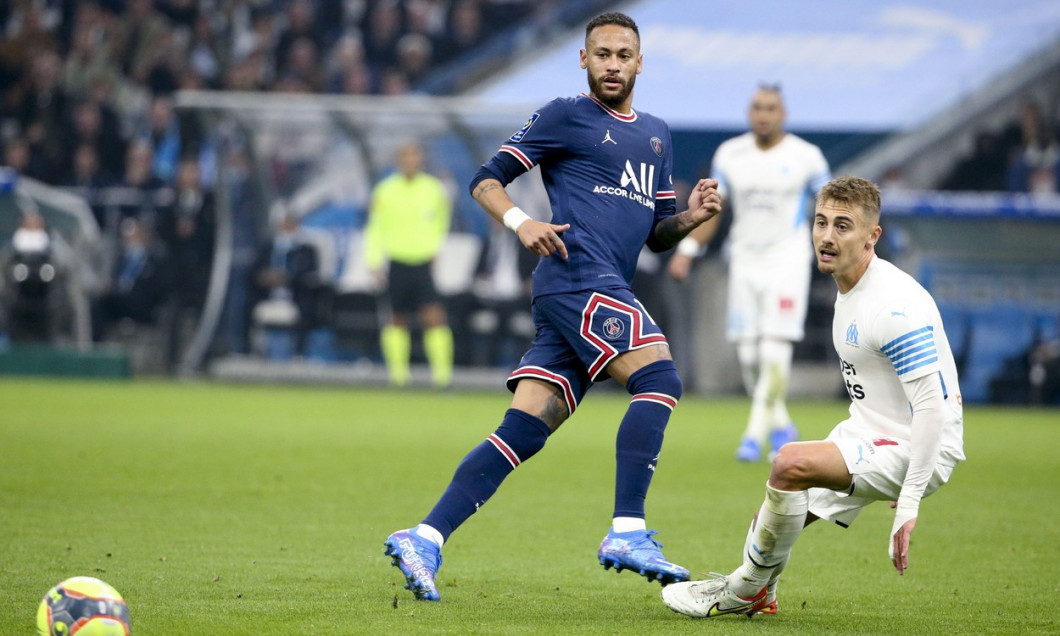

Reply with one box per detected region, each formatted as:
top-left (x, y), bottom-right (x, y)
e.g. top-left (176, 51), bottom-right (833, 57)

top-left (687, 178), bottom-right (722, 224)
top-left (889, 515), bottom-right (917, 575)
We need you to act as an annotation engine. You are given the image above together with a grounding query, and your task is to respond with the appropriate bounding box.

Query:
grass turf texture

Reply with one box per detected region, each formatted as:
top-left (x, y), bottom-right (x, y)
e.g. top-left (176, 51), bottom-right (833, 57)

top-left (2, 378), bottom-right (1056, 635)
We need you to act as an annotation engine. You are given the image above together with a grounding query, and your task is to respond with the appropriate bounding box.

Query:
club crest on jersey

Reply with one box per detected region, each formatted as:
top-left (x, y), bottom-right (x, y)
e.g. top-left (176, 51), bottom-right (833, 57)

top-left (845, 321), bottom-right (859, 347)
top-left (650, 136), bottom-right (664, 157)
top-left (602, 316), bottom-right (625, 340)
top-left (508, 113), bottom-right (540, 142)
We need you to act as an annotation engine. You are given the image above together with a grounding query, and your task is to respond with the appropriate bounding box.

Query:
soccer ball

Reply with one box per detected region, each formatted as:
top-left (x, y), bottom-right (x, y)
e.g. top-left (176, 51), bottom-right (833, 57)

top-left (36, 576), bottom-right (131, 635)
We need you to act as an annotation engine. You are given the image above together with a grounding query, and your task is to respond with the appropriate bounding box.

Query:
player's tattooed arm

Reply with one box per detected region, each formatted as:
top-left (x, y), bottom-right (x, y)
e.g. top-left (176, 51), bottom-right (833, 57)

top-left (652, 211), bottom-right (704, 247)
top-left (651, 177), bottom-right (723, 248)
top-left (472, 180), bottom-right (504, 199)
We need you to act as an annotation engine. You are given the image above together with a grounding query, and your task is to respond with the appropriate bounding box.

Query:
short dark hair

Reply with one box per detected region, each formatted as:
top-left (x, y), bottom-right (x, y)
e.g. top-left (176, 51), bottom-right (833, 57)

top-left (585, 12), bottom-right (639, 44)
top-left (818, 176), bottom-right (882, 223)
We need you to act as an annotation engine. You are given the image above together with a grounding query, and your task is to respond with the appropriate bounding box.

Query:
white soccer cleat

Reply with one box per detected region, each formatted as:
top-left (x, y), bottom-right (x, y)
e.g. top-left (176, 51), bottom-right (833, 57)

top-left (660, 573), bottom-right (768, 618)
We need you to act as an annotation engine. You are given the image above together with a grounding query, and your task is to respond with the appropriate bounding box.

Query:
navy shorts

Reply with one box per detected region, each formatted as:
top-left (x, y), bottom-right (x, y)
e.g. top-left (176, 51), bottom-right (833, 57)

top-left (506, 287), bottom-right (668, 415)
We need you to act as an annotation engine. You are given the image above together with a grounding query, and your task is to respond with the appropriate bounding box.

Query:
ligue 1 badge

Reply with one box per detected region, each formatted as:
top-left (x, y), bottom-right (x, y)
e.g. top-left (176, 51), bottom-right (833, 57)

top-left (509, 113), bottom-right (540, 143)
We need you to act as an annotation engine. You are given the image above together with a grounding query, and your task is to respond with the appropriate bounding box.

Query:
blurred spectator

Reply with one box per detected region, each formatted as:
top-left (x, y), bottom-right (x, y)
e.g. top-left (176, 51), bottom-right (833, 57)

top-left (275, 0), bottom-right (325, 75)
top-left (187, 13), bottom-right (224, 87)
top-left (326, 34), bottom-right (373, 94)
top-left (109, 0), bottom-right (170, 84)
top-left (9, 48), bottom-right (69, 179)
top-left (109, 138), bottom-right (167, 232)
top-left (64, 97), bottom-right (126, 180)
top-left (91, 216), bottom-right (171, 342)
top-left (938, 129), bottom-right (1009, 191)
top-left (362, 0), bottom-right (403, 74)
top-left (440, 0), bottom-right (486, 63)
top-left (2, 135), bottom-right (48, 181)
top-left (158, 156), bottom-right (215, 310)
top-left (278, 36), bottom-right (325, 92)
top-left (133, 94), bottom-right (182, 183)
top-left (1006, 101), bottom-right (1059, 194)
top-left (58, 4), bottom-right (121, 100)
top-left (0, 212), bottom-right (72, 343)
top-left (245, 212), bottom-right (322, 358)
top-left (395, 33), bottom-right (433, 85)
top-left (0, 1), bottom-right (59, 94)
top-left (64, 143), bottom-right (117, 226)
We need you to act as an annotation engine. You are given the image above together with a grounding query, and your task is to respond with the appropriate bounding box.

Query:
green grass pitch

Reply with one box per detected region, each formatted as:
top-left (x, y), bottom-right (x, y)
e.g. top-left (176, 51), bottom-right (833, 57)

top-left (2, 378), bottom-right (1057, 634)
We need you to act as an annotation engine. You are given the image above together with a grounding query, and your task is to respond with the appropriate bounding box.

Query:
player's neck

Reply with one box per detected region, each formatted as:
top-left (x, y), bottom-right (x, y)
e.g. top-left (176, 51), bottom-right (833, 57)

top-left (754, 132), bottom-right (785, 151)
top-left (835, 252), bottom-right (875, 294)
top-left (590, 92), bottom-right (634, 115)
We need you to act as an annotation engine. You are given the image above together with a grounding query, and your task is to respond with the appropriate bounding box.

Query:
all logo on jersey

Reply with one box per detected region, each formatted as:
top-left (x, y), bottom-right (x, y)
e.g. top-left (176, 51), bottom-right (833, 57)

top-left (508, 113), bottom-right (540, 143)
top-left (650, 136), bottom-right (664, 157)
top-left (845, 320), bottom-right (860, 347)
top-left (591, 160), bottom-right (657, 210)
top-left (602, 316), bottom-right (625, 340)
top-left (621, 160), bottom-right (655, 197)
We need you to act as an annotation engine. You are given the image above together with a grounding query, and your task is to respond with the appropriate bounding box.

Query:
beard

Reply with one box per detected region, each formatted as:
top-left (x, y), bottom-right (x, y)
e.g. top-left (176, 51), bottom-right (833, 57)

top-left (587, 69), bottom-right (635, 108)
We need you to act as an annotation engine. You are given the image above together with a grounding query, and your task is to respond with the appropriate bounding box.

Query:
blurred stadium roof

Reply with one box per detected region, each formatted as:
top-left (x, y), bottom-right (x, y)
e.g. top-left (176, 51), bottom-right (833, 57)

top-left (471, 0), bottom-right (1060, 131)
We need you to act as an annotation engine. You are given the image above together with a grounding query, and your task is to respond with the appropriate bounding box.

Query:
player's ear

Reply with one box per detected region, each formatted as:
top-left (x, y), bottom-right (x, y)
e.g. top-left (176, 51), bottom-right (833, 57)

top-left (868, 225), bottom-right (882, 248)
top-left (579, 49), bottom-right (588, 69)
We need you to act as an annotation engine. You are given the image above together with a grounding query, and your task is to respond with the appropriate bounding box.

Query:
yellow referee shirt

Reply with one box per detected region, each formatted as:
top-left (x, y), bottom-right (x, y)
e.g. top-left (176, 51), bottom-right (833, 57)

top-left (364, 172), bottom-right (452, 268)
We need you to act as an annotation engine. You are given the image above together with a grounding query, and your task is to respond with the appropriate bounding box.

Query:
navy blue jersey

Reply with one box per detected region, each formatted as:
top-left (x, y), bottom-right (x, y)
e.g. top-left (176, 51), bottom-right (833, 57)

top-left (473, 94), bottom-right (677, 298)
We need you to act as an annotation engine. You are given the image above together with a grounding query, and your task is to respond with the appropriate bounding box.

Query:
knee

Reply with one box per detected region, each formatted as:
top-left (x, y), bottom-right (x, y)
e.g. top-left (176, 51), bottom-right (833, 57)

top-left (626, 359), bottom-right (682, 403)
top-left (769, 443), bottom-right (813, 490)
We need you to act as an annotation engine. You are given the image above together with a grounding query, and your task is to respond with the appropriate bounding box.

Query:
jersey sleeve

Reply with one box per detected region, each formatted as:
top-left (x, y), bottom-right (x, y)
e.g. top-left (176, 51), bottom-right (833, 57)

top-left (870, 302), bottom-right (941, 383)
top-left (645, 127), bottom-right (678, 253)
top-left (807, 144), bottom-right (831, 195)
top-left (469, 98), bottom-right (571, 191)
top-left (709, 141), bottom-right (731, 200)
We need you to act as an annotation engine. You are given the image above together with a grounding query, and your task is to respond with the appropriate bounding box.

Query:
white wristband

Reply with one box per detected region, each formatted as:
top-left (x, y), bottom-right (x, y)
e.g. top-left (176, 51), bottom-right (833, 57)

top-left (677, 236), bottom-right (705, 258)
top-left (502, 206), bottom-right (532, 232)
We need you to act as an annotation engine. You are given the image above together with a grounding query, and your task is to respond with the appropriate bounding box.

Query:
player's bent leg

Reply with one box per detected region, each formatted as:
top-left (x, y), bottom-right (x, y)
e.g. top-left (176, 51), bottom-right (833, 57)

top-left (769, 441), bottom-right (852, 492)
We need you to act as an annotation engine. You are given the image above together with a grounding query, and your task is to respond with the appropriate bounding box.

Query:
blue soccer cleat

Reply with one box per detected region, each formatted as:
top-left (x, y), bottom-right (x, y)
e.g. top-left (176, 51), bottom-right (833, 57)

top-left (735, 437), bottom-right (762, 462)
top-left (384, 528), bottom-right (443, 601)
top-left (598, 528), bottom-right (690, 585)
top-left (768, 424), bottom-right (799, 462)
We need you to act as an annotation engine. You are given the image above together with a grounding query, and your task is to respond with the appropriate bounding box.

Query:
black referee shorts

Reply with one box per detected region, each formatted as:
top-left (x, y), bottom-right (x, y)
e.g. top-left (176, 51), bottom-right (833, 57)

top-left (387, 261), bottom-right (441, 313)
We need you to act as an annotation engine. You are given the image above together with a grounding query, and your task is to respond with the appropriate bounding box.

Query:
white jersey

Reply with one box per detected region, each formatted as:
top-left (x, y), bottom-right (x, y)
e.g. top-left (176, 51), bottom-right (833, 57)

top-left (832, 257), bottom-right (965, 466)
top-left (711, 132), bottom-right (830, 262)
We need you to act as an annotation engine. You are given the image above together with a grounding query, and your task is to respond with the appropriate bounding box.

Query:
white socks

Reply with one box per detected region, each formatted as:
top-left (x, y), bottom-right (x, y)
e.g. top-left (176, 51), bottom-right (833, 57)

top-left (731, 483), bottom-right (807, 598)
top-left (415, 524), bottom-right (445, 548)
top-left (611, 517), bottom-right (647, 533)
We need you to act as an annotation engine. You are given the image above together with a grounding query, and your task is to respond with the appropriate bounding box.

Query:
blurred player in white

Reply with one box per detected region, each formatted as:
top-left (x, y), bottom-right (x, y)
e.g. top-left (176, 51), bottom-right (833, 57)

top-left (661, 176), bottom-right (965, 618)
top-left (669, 85), bottom-right (831, 462)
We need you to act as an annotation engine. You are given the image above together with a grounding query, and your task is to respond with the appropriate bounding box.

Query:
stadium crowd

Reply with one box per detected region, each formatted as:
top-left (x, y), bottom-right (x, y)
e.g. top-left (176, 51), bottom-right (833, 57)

top-left (0, 0), bottom-right (598, 361)
top-left (1, 0), bottom-right (1057, 380)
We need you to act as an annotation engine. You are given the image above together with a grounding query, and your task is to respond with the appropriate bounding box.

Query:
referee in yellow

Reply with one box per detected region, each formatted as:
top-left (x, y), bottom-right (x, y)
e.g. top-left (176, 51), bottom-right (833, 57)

top-left (365, 141), bottom-right (454, 388)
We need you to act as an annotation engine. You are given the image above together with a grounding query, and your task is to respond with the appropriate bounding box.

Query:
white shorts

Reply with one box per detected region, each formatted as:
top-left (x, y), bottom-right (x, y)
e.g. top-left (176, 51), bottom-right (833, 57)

top-left (807, 418), bottom-right (956, 528)
top-left (726, 256), bottom-right (810, 342)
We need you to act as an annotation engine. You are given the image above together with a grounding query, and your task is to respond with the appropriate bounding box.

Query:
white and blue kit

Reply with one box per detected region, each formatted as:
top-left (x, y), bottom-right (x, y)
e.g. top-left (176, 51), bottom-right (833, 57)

top-left (711, 132), bottom-right (830, 342)
top-left (809, 256), bottom-right (965, 527)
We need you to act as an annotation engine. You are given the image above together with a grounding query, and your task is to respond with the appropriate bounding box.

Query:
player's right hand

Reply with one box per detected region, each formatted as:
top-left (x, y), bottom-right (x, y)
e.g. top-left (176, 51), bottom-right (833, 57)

top-left (518, 221), bottom-right (570, 260)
